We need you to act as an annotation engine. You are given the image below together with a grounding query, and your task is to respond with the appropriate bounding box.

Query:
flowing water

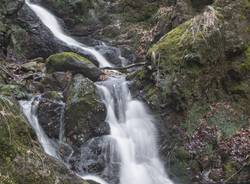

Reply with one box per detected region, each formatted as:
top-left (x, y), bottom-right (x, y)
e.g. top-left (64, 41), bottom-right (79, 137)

top-left (25, 0), bottom-right (111, 68)
top-left (21, 1), bottom-right (174, 184)
top-left (19, 96), bottom-right (58, 158)
top-left (97, 78), bottom-right (173, 184)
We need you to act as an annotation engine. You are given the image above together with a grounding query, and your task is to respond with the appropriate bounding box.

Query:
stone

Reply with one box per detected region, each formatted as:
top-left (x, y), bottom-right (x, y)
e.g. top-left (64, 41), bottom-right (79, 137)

top-left (46, 52), bottom-right (103, 82)
top-left (64, 74), bottom-right (109, 148)
top-left (37, 91), bottom-right (64, 140)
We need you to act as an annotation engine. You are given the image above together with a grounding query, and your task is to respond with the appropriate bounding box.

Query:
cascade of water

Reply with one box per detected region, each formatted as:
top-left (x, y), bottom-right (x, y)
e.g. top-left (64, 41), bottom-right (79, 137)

top-left (97, 78), bottom-right (173, 184)
top-left (22, 1), bottom-right (174, 184)
top-left (25, 0), bottom-right (111, 68)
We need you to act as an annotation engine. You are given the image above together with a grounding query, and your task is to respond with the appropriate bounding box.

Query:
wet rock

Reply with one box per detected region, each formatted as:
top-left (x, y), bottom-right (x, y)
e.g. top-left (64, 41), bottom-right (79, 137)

top-left (37, 91), bottom-right (64, 139)
top-left (64, 74), bottom-right (109, 148)
top-left (46, 52), bottom-right (103, 82)
top-left (95, 45), bottom-right (123, 66)
top-left (70, 137), bottom-right (120, 184)
top-left (5, 2), bottom-right (70, 62)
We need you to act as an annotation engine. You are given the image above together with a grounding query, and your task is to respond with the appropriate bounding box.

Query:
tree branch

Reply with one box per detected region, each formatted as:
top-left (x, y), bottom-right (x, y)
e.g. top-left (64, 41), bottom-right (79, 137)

top-left (100, 62), bottom-right (147, 72)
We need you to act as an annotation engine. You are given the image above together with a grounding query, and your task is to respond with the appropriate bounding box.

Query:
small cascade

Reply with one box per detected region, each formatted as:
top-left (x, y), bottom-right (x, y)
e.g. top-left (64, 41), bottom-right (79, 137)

top-left (19, 96), bottom-right (59, 158)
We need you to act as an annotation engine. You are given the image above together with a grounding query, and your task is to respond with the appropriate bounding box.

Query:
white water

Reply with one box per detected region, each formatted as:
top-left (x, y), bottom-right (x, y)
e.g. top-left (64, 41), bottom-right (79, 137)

top-left (25, 0), bottom-right (111, 68)
top-left (19, 97), bottom-right (58, 158)
top-left (23, 1), bottom-right (174, 184)
top-left (98, 78), bottom-right (173, 184)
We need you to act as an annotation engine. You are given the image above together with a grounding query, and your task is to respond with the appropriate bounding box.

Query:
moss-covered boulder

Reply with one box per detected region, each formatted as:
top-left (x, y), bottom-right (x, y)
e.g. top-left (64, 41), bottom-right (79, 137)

top-left (46, 52), bottom-right (103, 82)
top-left (0, 95), bottom-right (86, 184)
top-left (64, 74), bottom-right (109, 148)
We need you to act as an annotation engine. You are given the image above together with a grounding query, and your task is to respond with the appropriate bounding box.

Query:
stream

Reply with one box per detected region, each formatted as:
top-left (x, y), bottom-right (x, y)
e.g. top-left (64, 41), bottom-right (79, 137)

top-left (20, 1), bottom-right (174, 184)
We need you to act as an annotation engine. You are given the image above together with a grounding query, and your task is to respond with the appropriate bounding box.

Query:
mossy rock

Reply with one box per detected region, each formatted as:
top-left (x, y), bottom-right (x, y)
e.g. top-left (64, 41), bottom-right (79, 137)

top-left (46, 52), bottom-right (103, 81)
top-left (64, 74), bottom-right (109, 148)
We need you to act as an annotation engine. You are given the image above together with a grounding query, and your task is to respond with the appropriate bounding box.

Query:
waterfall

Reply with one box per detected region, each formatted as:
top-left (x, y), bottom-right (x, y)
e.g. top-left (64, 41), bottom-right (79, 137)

top-left (22, 1), bottom-right (174, 184)
top-left (97, 78), bottom-right (173, 184)
top-left (25, 0), bottom-right (111, 68)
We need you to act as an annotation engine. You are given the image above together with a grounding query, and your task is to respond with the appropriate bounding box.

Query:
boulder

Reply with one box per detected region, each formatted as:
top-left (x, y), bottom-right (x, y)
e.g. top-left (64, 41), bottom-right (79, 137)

top-left (46, 52), bottom-right (103, 81)
top-left (64, 74), bottom-right (109, 148)
top-left (6, 3), bottom-right (68, 62)
top-left (37, 91), bottom-right (64, 140)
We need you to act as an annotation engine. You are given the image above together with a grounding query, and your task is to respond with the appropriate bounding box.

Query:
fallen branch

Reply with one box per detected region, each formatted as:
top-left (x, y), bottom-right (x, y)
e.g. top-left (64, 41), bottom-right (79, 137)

top-left (100, 62), bottom-right (147, 72)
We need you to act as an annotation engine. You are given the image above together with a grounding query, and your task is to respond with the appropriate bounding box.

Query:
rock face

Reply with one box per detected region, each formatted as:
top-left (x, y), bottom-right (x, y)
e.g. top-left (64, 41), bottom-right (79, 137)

top-left (46, 52), bottom-right (103, 81)
top-left (64, 74), bottom-right (109, 148)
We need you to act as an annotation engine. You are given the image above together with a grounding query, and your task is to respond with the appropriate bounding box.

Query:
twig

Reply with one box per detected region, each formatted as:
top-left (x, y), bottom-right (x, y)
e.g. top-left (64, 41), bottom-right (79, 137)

top-left (100, 62), bottom-right (147, 72)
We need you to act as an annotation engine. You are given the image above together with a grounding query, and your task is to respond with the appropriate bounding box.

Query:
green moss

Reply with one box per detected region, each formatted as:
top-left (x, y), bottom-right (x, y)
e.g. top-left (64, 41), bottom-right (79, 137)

top-left (47, 52), bottom-right (92, 65)
top-left (122, 0), bottom-right (159, 22)
top-left (182, 103), bottom-right (209, 135)
top-left (228, 82), bottom-right (249, 94)
top-left (0, 173), bottom-right (15, 184)
top-left (0, 85), bottom-right (27, 99)
top-left (148, 21), bottom-right (192, 70)
top-left (244, 0), bottom-right (250, 8)
top-left (175, 147), bottom-right (190, 160)
top-left (240, 47), bottom-right (250, 72)
top-left (224, 162), bottom-right (237, 179)
top-left (183, 102), bottom-right (248, 138)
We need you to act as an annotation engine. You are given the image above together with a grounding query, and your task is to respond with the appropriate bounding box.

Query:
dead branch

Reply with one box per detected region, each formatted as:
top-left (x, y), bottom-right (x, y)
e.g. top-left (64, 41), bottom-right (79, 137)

top-left (100, 62), bottom-right (147, 72)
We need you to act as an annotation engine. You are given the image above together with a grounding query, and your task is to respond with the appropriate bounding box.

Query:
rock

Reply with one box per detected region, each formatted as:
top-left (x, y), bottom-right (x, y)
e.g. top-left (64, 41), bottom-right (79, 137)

top-left (40, 72), bottom-right (72, 92)
top-left (95, 45), bottom-right (123, 66)
top-left (5, 2), bottom-right (69, 62)
top-left (70, 137), bottom-right (120, 184)
top-left (191, 0), bottom-right (214, 9)
top-left (46, 52), bottom-right (103, 81)
top-left (37, 91), bottom-right (64, 140)
top-left (64, 74), bottom-right (109, 148)
top-left (21, 61), bottom-right (45, 72)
